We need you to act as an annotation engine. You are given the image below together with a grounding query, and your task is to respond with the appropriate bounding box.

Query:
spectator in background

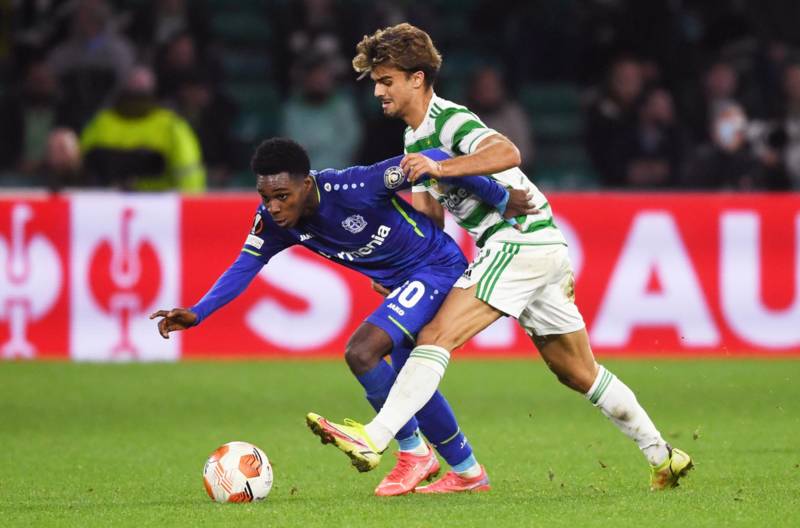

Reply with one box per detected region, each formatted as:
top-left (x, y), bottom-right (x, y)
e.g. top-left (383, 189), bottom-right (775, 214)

top-left (585, 56), bottom-right (644, 186)
top-left (46, 0), bottom-right (136, 130)
top-left (0, 58), bottom-right (66, 179)
top-left (42, 127), bottom-right (84, 189)
top-left (277, 0), bottom-right (358, 89)
top-left (80, 65), bottom-right (206, 192)
top-left (686, 102), bottom-right (786, 189)
top-left (173, 69), bottom-right (239, 187)
top-left (615, 87), bottom-right (686, 188)
top-left (127, 0), bottom-right (211, 57)
top-left (155, 31), bottom-right (222, 102)
top-left (281, 54), bottom-right (361, 169)
top-left (466, 66), bottom-right (534, 166)
top-left (780, 63), bottom-right (800, 188)
top-left (685, 61), bottom-right (740, 144)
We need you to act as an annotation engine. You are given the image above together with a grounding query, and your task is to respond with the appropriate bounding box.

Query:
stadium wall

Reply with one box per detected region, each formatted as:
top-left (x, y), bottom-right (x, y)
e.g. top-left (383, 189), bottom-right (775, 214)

top-left (1, 192), bottom-right (799, 360)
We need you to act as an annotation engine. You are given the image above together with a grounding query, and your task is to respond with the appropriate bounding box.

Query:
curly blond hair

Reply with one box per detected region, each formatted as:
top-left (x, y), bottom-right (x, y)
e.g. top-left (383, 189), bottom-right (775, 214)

top-left (353, 23), bottom-right (442, 86)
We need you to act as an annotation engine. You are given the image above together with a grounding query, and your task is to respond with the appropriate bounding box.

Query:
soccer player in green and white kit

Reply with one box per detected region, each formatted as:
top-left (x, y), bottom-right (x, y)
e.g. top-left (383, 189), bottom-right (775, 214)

top-left (307, 23), bottom-right (692, 492)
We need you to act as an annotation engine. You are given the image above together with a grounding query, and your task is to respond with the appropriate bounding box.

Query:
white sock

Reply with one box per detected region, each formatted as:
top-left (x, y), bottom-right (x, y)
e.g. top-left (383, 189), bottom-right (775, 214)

top-left (365, 345), bottom-right (451, 452)
top-left (407, 442), bottom-right (430, 456)
top-left (586, 365), bottom-right (669, 466)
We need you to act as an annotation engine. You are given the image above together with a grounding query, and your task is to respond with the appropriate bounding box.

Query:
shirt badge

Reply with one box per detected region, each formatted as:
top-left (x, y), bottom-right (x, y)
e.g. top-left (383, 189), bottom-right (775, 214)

top-left (341, 214), bottom-right (367, 234)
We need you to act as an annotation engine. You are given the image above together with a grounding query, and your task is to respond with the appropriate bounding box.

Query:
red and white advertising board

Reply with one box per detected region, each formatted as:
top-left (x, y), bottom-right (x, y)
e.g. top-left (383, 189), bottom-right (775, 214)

top-left (1, 192), bottom-right (798, 360)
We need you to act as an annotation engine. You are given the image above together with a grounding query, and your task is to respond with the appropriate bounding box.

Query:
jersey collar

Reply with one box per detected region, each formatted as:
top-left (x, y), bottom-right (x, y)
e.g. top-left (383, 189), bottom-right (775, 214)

top-left (411, 92), bottom-right (439, 133)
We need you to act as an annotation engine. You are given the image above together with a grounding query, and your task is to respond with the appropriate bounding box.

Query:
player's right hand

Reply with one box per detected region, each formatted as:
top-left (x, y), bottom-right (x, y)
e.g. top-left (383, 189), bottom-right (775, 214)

top-left (149, 308), bottom-right (198, 339)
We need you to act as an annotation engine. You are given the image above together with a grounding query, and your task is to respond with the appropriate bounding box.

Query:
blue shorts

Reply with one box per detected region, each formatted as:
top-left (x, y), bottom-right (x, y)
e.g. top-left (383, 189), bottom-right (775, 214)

top-left (366, 262), bottom-right (465, 347)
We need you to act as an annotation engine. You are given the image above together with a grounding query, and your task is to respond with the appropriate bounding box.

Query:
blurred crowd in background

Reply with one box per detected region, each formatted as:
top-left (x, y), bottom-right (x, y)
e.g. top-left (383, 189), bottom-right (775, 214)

top-left (1, 0), bottom-right (800, 192)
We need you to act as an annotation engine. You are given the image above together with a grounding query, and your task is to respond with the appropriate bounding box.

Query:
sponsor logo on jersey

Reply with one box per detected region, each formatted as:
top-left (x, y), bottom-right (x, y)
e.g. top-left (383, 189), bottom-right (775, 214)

top-left (299, 233), bottom-right (314, 242)
top-left (383, 166), bottom-right (405, 190)
top-left (341, 214), bottom-right (367, 234)
top-left (336, 225), bottom-right (391, 261)
top-left (438, 187), bottom-right (472, 210)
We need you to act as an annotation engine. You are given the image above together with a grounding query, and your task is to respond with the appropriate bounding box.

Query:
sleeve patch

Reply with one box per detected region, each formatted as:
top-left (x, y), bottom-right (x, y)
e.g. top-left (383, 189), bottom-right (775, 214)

top-left (383, 165), bottom-right (406, 189)
top-left (250, 213), bottom-right (264, 234)
top-left (246, 234), bottom-right (264, 249)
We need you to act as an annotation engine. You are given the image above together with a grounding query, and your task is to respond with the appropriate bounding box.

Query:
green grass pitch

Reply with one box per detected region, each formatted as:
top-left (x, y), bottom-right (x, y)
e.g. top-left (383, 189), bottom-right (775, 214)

top-left (1, 358), bottom-right (798, 527)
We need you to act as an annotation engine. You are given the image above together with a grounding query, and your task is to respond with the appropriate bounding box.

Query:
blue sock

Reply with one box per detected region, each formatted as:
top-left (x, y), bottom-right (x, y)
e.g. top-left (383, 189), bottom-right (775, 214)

top-left (391, 346), bottom-right (475, 468)
top-left (355, 359), bottom-right (419, 441)
top-left (415, 394), bottom-right (474, 467)
top-left (397, 431), bottom-right (424, 451)
top-left (452, 453), bottom-right (478, 473)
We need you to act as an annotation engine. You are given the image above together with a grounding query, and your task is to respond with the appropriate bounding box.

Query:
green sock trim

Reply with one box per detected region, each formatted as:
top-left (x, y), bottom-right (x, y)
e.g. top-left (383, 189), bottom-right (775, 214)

top-left (410, 347), bottom-right (450, 370)
top-left (410, 351), bottom-right (449, 371)
top-left (589, 370), bottom-right (614, 404)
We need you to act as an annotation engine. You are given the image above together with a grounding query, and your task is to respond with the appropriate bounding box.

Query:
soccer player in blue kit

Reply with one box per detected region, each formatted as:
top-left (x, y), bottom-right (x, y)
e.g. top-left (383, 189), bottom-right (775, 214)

top-left (150, 137), bottom-right (535, 496)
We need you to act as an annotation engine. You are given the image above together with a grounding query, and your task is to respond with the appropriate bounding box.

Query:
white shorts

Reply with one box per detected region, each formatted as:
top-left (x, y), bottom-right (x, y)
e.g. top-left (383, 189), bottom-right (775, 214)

top-left (454, 242), bottom-right (586, 336)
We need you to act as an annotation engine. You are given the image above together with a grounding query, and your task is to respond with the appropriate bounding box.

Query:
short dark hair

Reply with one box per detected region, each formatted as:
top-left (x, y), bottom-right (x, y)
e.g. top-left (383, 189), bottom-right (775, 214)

top-left (251, 137), bottom-right (310, 178)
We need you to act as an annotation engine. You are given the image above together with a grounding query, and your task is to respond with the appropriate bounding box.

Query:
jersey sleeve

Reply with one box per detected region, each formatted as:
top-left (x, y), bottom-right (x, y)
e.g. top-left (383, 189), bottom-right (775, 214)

top-left (320, 154), bottom-right (408, 206)
top-left (444, 174), bottom-right (508, 208)
top-left (189, 251), bottom-right (263, 324)
top-left (418, 148), bottom-right (508, 208)
top-left (190, 207), bottom-right (295, 324)
top-left (435, 107), bottom-right (498, 155)
top-left (242, 207), bottom-right (295, 264)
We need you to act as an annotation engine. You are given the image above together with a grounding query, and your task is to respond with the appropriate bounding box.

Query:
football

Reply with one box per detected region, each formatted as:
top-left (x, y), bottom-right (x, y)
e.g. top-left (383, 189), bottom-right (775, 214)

top-left (202, 441), bottom-right (273, 503)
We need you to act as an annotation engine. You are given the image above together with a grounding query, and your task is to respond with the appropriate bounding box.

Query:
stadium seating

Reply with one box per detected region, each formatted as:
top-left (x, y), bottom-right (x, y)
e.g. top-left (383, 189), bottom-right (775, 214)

top-left (210, 12), bottom-right (271, 45)
top-left (521, 83), bottom-right (598, 189)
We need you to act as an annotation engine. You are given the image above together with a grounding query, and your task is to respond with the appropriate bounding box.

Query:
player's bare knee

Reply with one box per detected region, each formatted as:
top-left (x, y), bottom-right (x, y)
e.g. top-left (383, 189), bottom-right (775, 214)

top-left (344, 345), bottom-right (376, 375)
top-left (345, 323), bottom-right (393, 375)
top-left (417, 323), bottom-right (456, 350)
top-left (344, 342), bottom-right (382, 375)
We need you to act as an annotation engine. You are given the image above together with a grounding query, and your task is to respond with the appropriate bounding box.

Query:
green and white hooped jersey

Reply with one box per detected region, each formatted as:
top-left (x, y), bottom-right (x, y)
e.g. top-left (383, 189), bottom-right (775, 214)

top-left (406, 94), bottom-right (566, 248)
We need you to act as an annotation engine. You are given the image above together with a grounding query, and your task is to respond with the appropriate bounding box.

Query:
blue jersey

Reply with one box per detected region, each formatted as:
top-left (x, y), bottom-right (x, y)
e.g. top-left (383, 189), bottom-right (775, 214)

top-left (242, 151), bottom-right (494, 288)
top-left (190, 150), bottom-right (508, 324)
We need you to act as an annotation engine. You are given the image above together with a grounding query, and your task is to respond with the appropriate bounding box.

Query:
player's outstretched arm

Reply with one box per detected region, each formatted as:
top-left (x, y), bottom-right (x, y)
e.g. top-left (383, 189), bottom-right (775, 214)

top-left (345, 149), bottom-right (534, 221)
top-left (149, 308), bottom-right (198, 339)
top-left (149, 251), bottom-right (266, 339)
top-left (402, 134), bottom-right (520, 182)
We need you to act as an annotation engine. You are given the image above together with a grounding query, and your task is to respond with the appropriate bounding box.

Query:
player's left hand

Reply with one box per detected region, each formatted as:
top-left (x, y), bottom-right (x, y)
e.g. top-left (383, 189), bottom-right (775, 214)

top-left (401, 153), bottom-right (442, 183)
